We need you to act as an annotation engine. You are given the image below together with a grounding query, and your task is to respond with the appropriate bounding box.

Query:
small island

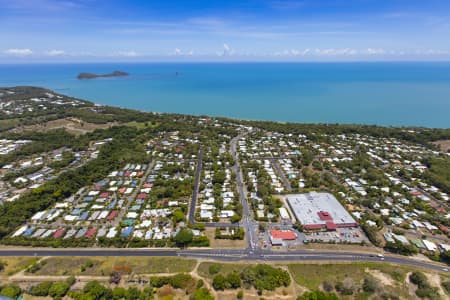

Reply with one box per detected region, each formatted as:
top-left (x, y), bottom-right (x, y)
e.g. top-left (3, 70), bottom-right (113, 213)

top-left (77, 70), bottom-right (129, 80)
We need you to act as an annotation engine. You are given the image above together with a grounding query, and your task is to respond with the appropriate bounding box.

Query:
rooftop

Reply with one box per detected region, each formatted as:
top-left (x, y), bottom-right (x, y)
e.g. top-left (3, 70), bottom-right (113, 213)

top-left (287, 192), bottom-right (357, 228)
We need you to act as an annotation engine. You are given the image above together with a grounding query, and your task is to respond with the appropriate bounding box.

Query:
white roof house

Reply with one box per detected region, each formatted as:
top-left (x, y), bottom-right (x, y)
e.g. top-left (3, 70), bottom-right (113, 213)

top-left (423, 240), bottom-right (437, 251)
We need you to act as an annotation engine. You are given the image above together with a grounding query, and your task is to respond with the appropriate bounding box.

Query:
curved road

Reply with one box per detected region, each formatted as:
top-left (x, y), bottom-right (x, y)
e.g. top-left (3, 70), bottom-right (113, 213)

top-left (0, 248), bottom-right (448, 273)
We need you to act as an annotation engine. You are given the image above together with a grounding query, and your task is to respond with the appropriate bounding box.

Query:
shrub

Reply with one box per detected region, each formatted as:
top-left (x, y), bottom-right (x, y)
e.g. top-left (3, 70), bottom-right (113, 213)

top-left (442, 280), bottom-right (450, 293)
top-left (48, 282), bottom-right (71, 299)
top-left (0, 285), bottom-right (22, 299)
top-left (240, 264), bottom-right (290, 291)
top-left (322, 281), bottom-right (334, 292)
top-left (29, 281), bottom-right (53, 296)
top-left (297, 290), bottom-right (340, 300)
top-left (212, 274), bottom-right (227, 290)
top-left (192, 288), bottom-right (214, 300)
top-left (208, 264), bottom-right (221, 275)
top-left (362, 276), bottom-right (378, 293)
top-left (409, 272), bottom-right (439, 299)
top-left (197, 279), bottom-right (204, 288)
top-left (226, 272), bottom-right (241, 289)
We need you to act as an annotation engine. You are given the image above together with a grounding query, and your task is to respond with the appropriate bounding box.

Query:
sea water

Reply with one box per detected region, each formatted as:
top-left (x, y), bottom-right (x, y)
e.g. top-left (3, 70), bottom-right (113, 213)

top-left (1, 62), bottom-right (449, 128)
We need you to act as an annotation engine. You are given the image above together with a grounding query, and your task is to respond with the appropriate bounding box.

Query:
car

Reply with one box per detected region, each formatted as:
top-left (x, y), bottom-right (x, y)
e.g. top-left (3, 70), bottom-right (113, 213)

top-left (442, 268), bottom-right (448, 272)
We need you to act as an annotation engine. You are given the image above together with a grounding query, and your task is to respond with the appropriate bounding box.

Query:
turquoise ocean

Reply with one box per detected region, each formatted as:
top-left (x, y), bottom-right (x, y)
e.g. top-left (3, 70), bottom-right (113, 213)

top-left (0, 62), bottom-right (449, 128)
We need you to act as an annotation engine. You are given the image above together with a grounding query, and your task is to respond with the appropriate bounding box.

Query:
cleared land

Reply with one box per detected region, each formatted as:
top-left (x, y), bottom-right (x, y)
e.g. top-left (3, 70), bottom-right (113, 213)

top-left (433, 139), bottom-right (450, 152)
top-left (0, 257), bottom-right (39, 276)
top-left (26, 257), bottom-right (196, 276)
top-left (204, 228), bottom-right (246, 249)
top-left (0, 257), bottom-right (449, 299)
top-left (289, 262), bottom-right (449, 299)
top-left (18, 118), bottom-right (117, 135)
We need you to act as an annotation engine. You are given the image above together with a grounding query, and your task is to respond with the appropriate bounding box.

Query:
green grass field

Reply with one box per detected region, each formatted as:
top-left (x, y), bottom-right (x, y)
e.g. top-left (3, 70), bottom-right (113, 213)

top-left (27, 257), bottom-right (196, 276)
top-left (0, 257), bottom-right (39, 276)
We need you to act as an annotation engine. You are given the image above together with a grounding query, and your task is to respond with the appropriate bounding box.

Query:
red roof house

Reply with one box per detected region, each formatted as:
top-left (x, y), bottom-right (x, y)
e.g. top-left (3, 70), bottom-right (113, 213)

top-left (270, 230), bottom-right (297, 240)
top-left (53, 229), bottom-right (65, 239)
top-left (85, 228), bottom-right (97, 239)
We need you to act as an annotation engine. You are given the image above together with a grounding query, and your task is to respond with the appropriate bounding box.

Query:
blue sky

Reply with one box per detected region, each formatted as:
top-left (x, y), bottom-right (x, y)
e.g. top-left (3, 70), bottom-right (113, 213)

top-left (1, 0), bottom-right (450, 62)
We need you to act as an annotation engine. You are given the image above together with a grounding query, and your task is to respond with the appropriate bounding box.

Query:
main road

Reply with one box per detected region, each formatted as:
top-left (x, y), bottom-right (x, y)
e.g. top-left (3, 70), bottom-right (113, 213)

top-left (0, 248), bottom-right (448, 274)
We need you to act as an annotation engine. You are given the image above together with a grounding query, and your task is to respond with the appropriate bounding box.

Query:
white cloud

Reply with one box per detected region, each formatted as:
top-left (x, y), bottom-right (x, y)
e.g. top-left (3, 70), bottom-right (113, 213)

top-left (365, 48), bottom-right (386, 55)
top-left (274, 48), bottom-right (359, 57)
top-left (314, 48), bottom-right (358, 56)
top-left (415, 49), bottom-right (449, 55)
top-left (115, 50), bottom-right (139, 57)
top-left (174, 48), bottom-right (182, 55)
top-left (45, 49), bottom-right (65, 56)
top-left (3, 48), bottom-right (33, 56)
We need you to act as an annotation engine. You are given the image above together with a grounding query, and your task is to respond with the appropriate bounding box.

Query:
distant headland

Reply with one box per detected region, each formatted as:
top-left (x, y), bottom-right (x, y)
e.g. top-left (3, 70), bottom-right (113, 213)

top-left (77, 71), bottom-right (129, 80)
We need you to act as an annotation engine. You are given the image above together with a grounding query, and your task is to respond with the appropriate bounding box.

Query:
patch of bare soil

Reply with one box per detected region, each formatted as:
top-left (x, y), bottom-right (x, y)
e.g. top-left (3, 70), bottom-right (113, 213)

top-left (365, 268), bottom-right (394, 286)
top-left (432, 140), bottom-right (450, 152)
top-left (204, 227), bottom-right (246, 249)
top-left (20, 118), bottom-right (117, 135)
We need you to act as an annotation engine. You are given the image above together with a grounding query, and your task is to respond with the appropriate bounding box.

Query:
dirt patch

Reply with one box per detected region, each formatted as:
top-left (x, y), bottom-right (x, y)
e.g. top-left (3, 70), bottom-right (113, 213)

top-left (426, 273), bottom-right (447, 298)
top-left (433, 140), bottom-right (450, 152)
top-left (204, 227), bottom-right (246, 249)
top-left (405, 272), bottom-right (420, 299)
top-left (365, 268), bottom-right (394, 286)
top-left (23, 295), bottom-right (52, 300)
top-left (27, 257), bottom-right (196, 276)
top-left (19, 117), bottom-right (117, 135)
top-left (0, 257), bottom-right (38, 276)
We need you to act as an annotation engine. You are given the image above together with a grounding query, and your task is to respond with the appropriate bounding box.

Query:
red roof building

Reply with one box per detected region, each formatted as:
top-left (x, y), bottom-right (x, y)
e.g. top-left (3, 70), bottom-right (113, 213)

top-left (85, 228), bottom-right (97, 239)
top-left (270, 230), bottom-right (297, 240)
top-left (53, 229), bottom-right (65, 239)
top-left (304, 224), bottom-right (325, 230)
top-left (137, 193), bottom-right (148, 199)
top-left (107, 210), bottom-right (118, 221)
top-left (318, 211), bottom-right (333, 221)
top-left (325, 221), bottom-right (337, 230)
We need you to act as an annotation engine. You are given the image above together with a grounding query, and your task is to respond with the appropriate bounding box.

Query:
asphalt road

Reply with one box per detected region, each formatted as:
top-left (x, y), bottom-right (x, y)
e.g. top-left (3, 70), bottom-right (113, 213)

top-left (188, 146), bottom-right (203, 225)
top-left (269, 158), bottom-right (293, 191)
top-left (230, 134), bottom-right (258, 250)
top-left (0, 248), bottom-right (447, 273)
top-left (188, 146), bottom-right (239, 228)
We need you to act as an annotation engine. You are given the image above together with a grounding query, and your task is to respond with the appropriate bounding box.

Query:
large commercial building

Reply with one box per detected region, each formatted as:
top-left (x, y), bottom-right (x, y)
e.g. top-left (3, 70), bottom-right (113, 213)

top-left (287, 192), bottom-right (357, 231)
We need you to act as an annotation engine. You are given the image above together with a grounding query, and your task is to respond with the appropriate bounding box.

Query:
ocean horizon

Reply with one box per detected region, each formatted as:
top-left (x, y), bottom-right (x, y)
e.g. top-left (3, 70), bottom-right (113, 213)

top-left (1, 62), bottom-right (450, 128)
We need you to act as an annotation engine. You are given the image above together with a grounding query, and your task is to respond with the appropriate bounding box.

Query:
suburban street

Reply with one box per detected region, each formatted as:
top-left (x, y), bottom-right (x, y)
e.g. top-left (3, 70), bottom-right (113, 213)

top-left (187, 146), bottom-right (203, 225)
top-left (188, 146), bottom-right (240, 228)
top-left (230, 134), bottom-right (259, 250)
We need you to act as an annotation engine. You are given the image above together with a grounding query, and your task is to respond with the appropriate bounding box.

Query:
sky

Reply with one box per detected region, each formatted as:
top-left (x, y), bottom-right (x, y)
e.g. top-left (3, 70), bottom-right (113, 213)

top-left (1, 0), bottom-right (450, 62)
